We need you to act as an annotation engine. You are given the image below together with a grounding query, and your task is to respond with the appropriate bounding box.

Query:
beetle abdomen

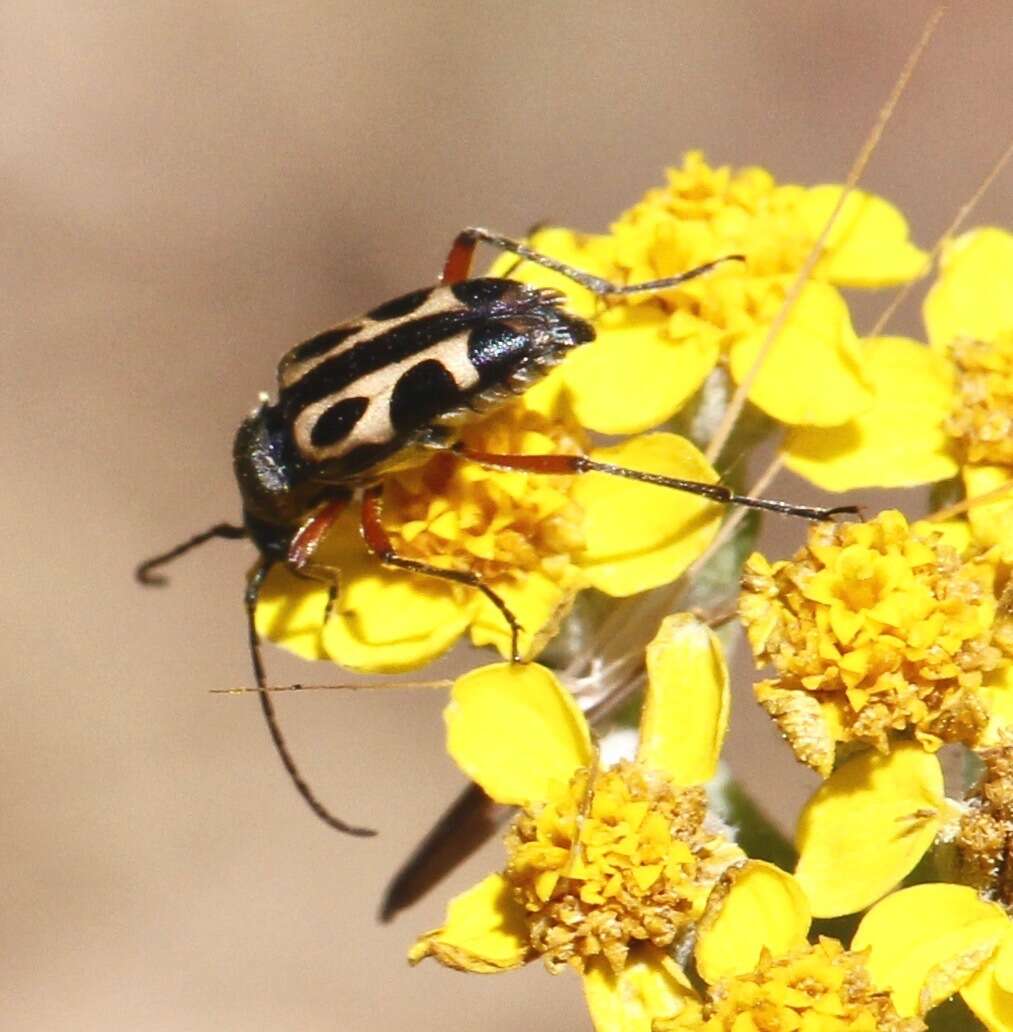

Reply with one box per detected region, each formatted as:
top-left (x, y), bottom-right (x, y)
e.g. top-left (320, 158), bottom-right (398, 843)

top-left (276, 278), bottom-right (593, 483)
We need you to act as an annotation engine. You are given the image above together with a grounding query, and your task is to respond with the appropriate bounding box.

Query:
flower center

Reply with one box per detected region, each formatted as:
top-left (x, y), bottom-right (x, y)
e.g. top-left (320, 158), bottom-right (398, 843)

top-left (947, 332), bottom-right (1013, 467)
top-left (504, 760), bottom-right (739, 974)
top-left (740, 510), bottom-right (1011, 764)
top-left (656, 938), bottom-right (926, 1032)
top-left (382, 400), bottom-right (587, 585)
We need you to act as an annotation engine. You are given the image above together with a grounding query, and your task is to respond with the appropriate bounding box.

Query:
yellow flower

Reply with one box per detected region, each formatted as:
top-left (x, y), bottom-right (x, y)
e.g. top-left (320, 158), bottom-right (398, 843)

top-left (854, 884), bottom-right (1013, 1031)
top-left (654, 938), bottom-right (925, 1032)
top-left (785, 226), bottom-right (1013, 495)
top-left (255, 394), bottom-right (722, 672)
top-left (494, 151), bottom-right (925, 436)
top-left (409, 616), bottom-right (811, 1032)
top-left (739, 509), bottom-right (1011, 774)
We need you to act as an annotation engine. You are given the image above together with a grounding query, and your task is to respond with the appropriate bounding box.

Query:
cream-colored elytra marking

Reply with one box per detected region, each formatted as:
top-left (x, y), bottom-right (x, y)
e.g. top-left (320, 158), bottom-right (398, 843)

top-left (295, 331), bottom-right (480, 463)
top-left (278, 287), bottom-right (459, 389)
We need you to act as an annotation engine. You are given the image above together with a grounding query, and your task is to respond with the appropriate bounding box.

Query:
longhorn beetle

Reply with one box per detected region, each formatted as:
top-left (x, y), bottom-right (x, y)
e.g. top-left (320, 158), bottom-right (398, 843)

top-left (136, 227), bottom-right (856, 836)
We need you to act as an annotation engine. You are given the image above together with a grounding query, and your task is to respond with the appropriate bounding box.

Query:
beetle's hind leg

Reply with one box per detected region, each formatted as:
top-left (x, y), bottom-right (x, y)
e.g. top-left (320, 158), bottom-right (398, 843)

top-left (440, 226), bottom-right (744, 296)
top-left (454, 446), bottom-right (859, 522)
top-left (360, 485), bottom-right (523, 663)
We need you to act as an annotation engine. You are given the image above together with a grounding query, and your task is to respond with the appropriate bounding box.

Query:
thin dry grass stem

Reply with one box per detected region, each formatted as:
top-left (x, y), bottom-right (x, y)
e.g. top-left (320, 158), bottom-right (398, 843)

top-left (553, 9), bottom-right (968, 704)
top-left (703, 6), bottom-right (945, 465)
top-left (865, 134), bottom-right (1013, 341)
top-left (214, 679), bottom-right (454, 695)
top-left (926, 479), bottom-right (1013, 523)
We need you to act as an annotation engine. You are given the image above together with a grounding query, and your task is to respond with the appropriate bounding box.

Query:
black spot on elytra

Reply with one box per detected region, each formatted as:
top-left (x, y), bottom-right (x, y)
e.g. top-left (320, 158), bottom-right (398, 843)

top-left (450, 278), bottom-right (513, 307)
top-left (367, 287), bottom-right (432, 322)
top-left (284, 324), bottom-right (361, 366)
top-left (467, 320), bottom-right (531, 386)
top-left (390, 359), bottom-right (462, 435)
top-left (280, 310), bottom-right (470, 414)
top-left (310, 396), bottom-right (369, 448)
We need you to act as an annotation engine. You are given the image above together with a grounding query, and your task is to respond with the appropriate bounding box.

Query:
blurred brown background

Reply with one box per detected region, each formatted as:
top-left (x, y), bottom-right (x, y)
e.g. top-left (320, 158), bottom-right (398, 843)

top-left (4, 3), bottom-right (1011, 1029)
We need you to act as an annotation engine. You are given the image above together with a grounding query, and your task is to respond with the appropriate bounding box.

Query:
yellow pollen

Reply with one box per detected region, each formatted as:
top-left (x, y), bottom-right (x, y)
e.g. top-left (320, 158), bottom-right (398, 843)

top-left (946, 333), bottom-right (1013, 467)
top-left (740, 510), bottom-right (1011, 767)
top-left (382, 402), bottom-right (587, 587)
top-left (504, 761), bottom-right (736, 974)
top-left (655, 938), bottom-right (926, 1031)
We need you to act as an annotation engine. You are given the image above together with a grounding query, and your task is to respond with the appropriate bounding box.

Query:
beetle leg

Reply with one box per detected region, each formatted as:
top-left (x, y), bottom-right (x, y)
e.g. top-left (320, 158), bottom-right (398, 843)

top-left (285, 494), bottom-right (352, 624)
top-left (360, 484), bottom-right (523, 663)
top-left (244, 560), bottom-right (377, 837)
top-left (454, 446), bottom-right (859, 522)
top-left (441, 226), bottom-right (745, 296)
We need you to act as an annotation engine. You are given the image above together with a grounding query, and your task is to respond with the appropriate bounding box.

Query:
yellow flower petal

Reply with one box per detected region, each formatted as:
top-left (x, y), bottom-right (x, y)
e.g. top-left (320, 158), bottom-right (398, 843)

top-left (322, 564), bottom-right (475, 673)
top-left (795, 744), bottom-right (946, 917)
top-left (582, 947), bottom-right (693, 1032)
top-left (695, 861), bottom-right (810, 984)
top-left (729, 281), bottom-right (873, 427)
top-left (255, 563), bottom-right (330, 662)
top-left (799, 185), bottom-right (928, 287)
top-left (573, 434), bottom-right (722, 596)
top-left (561, 305), bottom-right (719, 435)
top-left (924, 228), bottom-right (1013, 349)
top-left (638, 614), bottom-right (729, 785)
top-left (962, 960), bottom-right (1013, 1032)
top-left (964, 464), bottom-right (1013, 557)
top-left (469, 570), bottom-right (574, 662)
top-left (408, 873), bottom-right (529, 972)
top-left (853, 883), bottom-right (1007, 1017)
top-left (783, 336), bottom-right (958, 491)
top-left (445, 663), bottom-right (592, 805)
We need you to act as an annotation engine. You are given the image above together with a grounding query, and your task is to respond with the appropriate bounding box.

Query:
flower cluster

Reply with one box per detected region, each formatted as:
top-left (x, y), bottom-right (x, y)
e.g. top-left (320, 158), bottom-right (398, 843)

top-left (493, 151), bottom-right (925, 439)
top-left (251, 153), bottom-right (1012, 1031)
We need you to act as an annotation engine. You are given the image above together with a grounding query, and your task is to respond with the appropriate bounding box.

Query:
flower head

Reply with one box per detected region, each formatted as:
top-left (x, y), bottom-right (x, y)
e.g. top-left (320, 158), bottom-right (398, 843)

top-left (256, 394), bottom-right (722, 672)
top-left (655, 938), bottom-right (925, 1032)
top-left (947, 334), bottom-right (1013, 467)
top-left (507, 761), bottom-right (726, 974)
top-left (495, 152), bottom-right (925, 437)
top-left (955, 731), bottom-right (1013, 907)
top-left (740, 509), bottom-right (1011, 773)
top-left (410, 616), bottom-right (811, 1032)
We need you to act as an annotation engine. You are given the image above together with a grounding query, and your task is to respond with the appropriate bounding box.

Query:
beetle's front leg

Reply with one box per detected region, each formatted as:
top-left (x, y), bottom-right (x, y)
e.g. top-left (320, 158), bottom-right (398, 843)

top-left (453, 446), bottom-right (859, 522)
top-left (286, 494), bottom-right (353, 623)
top-left (359, 484), bottom-right (523, 663)
top-left (440, 225), bottom-right (744, 296)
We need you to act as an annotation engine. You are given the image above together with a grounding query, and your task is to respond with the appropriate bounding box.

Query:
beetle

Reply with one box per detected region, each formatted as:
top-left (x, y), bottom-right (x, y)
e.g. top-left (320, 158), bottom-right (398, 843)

top-left (136, 227), bottom-right (855, 836)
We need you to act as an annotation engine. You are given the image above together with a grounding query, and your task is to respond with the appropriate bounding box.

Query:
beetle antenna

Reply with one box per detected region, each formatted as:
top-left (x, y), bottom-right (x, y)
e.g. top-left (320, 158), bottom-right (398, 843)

top-left (244, 562), bottom-right (378, 838)
top-left (136, 522), bottom-right (247, 586)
